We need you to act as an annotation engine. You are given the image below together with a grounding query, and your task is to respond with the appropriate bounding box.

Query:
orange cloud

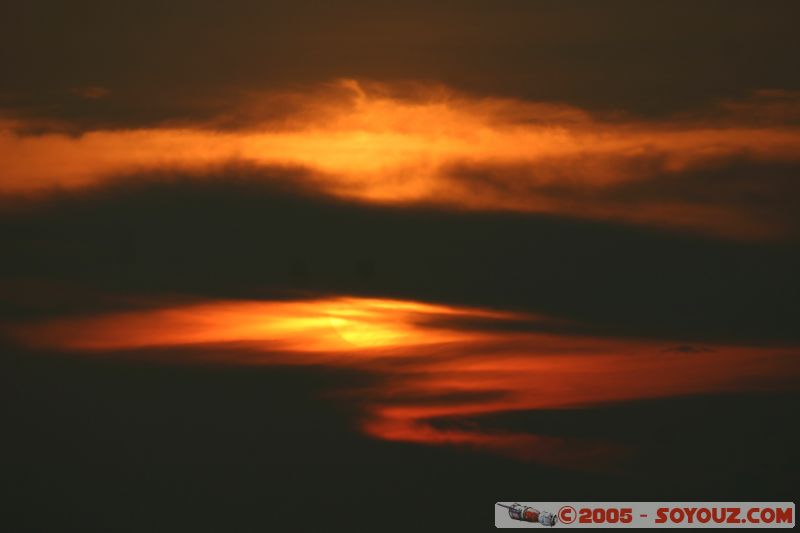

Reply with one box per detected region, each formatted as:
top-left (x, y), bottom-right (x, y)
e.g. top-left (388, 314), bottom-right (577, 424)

top-left (2, 80), bottom-right (799, 238)
top-left (6, 296), bottom-right (799, 468)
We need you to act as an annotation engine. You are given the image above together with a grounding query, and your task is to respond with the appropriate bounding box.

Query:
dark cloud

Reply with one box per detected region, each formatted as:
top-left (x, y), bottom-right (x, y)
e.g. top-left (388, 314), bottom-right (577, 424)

top-left (1, 166), bottom-right (798, 343)
top-left (2, 1), bottom-right (799, 130)
top-left (662, 345), bottom-right (715, 354)
top-left (428, 392), bottom-right (800, 495)
top-left (443, 155), bottom-right (800, 239)
top-left (3, 340), bottom-right (796, 531)
top-left (0, 343), bottom-right (611, 529)
top-left (363, 388), bottom-right (510, 407)
top-left (602, 156), bottom-right (800, 212)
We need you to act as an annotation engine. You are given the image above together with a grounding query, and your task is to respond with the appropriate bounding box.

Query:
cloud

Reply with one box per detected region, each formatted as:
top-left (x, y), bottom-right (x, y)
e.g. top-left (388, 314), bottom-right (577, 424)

top-left (2, 1), bottom-right (799, 129)
top-left (70, 86), bottom-right (111, 100)
top-left (662, 345), bottom-right (715, 354)
top-left (5, 293), bottom-right (799, 466)
top-left (1, 170), bottom-right (798, 343)
top-left (2, 80), bottom-right (799, 239)
top-left (442, 155), bottom-right (800, 240)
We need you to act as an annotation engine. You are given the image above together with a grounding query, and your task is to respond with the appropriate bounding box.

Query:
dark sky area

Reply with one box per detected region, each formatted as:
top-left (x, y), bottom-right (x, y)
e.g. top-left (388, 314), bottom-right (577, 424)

top-left (3, 1), bottom-right (800, 127)
top-left (1, 1), bottom-right (799, 530)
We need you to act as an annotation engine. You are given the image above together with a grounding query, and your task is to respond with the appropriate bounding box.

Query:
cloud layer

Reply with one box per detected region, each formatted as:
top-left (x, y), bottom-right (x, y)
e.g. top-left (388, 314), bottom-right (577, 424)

top-left (7, 295), bottom-right (799, 466)
top-left (2, 81), bottom-right (800, 239)
top-left (2, 172), bottom-right (798, 343)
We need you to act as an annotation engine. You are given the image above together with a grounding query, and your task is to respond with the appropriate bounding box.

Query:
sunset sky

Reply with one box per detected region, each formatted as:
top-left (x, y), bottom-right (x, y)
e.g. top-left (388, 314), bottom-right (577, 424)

top-left (2, 1), bottom-right (799, 530)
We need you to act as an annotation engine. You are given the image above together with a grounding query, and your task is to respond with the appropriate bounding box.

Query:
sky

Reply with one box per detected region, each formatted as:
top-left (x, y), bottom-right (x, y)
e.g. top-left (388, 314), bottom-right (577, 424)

top-left (1, 1), bottom-right (799, 530)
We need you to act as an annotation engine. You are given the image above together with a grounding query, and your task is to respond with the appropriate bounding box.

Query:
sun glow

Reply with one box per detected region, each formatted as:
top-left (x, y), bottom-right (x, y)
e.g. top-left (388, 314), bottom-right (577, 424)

top-left (6, 295), bottom-right (799, 468)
